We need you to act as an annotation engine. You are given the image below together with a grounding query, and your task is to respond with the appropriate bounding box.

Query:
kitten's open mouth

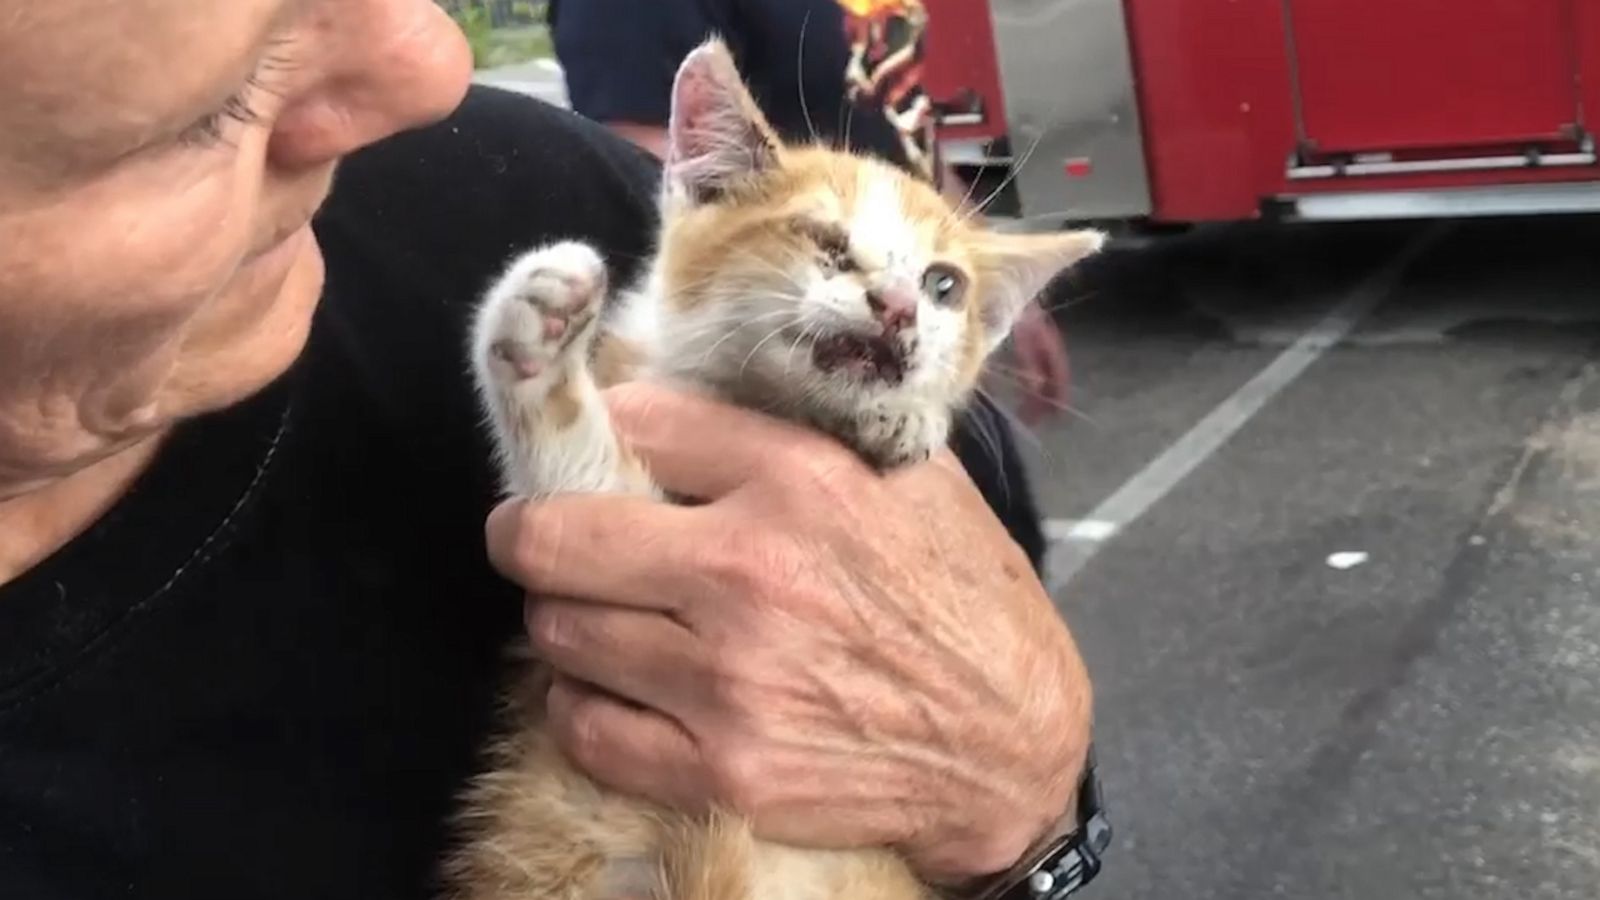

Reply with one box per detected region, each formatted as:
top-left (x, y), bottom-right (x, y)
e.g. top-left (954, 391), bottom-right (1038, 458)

top-left (812, 333), bottom-right (908, 384)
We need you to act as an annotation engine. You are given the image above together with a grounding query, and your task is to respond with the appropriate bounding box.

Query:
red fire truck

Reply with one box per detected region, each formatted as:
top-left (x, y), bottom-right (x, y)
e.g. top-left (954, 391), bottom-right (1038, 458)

top-left (923, 0), bottom-right (1600, 231)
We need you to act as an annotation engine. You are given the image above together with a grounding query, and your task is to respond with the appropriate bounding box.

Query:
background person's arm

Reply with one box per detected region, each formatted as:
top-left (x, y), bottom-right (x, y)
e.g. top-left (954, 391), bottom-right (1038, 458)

top-left (549, 0), bottom-right (707, 141)
top-left (603, 122), bottom-right (669, 160)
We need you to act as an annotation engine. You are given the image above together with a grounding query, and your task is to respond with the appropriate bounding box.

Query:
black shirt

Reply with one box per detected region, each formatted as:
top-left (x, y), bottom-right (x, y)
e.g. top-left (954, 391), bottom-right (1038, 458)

top-left (551, 0), bottom-right (910, 168)
top-left (0, 87), bottom-right (1041, 899)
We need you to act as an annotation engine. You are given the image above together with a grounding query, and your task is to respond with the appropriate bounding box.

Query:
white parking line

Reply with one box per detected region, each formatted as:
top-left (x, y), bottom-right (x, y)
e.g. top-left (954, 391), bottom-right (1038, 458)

top-left (1045, 224), bottom-right (1450, 593)
top-left (1044, 519), bottom-right (1120, 543)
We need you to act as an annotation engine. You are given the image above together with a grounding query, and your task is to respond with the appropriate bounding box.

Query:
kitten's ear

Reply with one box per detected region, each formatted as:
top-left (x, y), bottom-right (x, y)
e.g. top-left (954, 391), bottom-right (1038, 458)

top-left (664, 38), bottom-right (782, 205)
top-left (972, 229), bottom-right (1106, 349)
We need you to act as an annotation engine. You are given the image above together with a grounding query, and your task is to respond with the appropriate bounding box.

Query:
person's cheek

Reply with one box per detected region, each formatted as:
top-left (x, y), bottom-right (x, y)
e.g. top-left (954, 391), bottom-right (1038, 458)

top-left (0, 162), bottom-right (254, 404)
top-left (61, 158), bottom-right (247, 308)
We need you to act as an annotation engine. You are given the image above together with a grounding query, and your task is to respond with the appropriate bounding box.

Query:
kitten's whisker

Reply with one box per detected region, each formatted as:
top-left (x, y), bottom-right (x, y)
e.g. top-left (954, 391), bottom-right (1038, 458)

top-left (955, 76), bottom-right (1089, 227)
top-left (796, 326), bottom-right (827, 379)
top-left (944, 155), bottom-right (992, 226)
top-left (738, 318), bottom-right (802, 376)
top-left (797, 11), bottom-right (821, 146)
top-left (786, 321), bottom-right (818, 373)
top-left (961, 127), bottom-right (1049, 225)
top-left (687, 308), bottom-right (797, 367)
top-left (982, 359), bottom-right (1061, 380)
top-left (669, 305), bottom-right (785, 344)
top-left (1037, 290), bottom-right (1100, 316)
top-left (937, 133), bottom-right (1040, 233)
top-left (960, 398), bottom-right (1011, 505)
top-left (973, 384), bottom-right (1053, 461)
top-left (978, 368), bottom-right (1100, 427)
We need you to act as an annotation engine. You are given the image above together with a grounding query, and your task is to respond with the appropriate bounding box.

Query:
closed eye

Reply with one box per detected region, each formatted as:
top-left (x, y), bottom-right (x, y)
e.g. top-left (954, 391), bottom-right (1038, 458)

top-left (177, 40), bottom-right (297, 149)
top-left (178, 82), bottom-right (268, 147)
top-left (792, 218), bottom-right (856, 272)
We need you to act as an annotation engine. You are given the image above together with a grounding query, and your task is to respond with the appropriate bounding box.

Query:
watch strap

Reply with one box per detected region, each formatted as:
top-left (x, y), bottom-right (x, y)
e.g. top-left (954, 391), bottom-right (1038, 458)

top-left (961, 749), bottom-right (1111, 900)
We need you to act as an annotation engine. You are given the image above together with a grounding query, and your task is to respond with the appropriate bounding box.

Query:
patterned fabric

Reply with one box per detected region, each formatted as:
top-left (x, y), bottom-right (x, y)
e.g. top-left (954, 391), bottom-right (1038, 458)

top-left (837, 0), bottom-right (934, 180)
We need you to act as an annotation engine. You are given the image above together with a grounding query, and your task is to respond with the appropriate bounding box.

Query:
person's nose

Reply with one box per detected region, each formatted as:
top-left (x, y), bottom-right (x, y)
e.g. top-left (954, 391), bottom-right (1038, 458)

top-left (267, 0), bottom-right (473, 170)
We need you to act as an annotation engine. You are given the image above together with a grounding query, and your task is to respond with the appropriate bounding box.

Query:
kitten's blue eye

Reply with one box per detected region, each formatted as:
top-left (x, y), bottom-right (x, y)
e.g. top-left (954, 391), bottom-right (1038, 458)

top-left (921, 263), bottom-right (967, 306)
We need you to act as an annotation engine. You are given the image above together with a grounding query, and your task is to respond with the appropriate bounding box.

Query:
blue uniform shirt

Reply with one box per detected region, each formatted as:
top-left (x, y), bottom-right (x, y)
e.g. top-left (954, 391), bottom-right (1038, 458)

top-left (550, 0), bottom-right (910, 169)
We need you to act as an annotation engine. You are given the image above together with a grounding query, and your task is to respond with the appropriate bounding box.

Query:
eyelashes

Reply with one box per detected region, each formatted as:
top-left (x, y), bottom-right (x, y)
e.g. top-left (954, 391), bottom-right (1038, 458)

top-left (177, 43), bottom-right (296, 149)
top-left (178, 82), bottom-right (267, 148)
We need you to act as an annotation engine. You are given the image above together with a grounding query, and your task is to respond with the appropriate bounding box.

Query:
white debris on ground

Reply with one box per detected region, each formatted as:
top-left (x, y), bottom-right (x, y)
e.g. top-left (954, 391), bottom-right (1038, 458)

top-left (1326, 551), bottom-right (1370, 570)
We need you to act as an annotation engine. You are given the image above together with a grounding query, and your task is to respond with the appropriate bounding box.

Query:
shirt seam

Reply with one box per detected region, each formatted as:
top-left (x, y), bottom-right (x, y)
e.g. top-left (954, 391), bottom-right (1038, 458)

top-left (0, 400), bottom-right (293, 721)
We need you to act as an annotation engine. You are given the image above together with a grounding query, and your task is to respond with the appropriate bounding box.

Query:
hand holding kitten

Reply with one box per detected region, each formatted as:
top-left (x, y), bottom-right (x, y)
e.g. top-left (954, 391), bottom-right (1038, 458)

top-left (485, 382), bottom-right (1093, 884)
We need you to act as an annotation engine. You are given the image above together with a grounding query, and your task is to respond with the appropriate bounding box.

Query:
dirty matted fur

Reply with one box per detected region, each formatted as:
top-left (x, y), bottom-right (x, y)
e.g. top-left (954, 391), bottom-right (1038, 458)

top-left (444, 38), bottom-right (1103, 900)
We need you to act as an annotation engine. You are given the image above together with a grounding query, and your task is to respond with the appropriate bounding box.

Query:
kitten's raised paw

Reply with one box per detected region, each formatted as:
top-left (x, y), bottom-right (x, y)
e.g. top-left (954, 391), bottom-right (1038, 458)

top-left (849, 405), bottom-right (949, 470)
top-left (478, 241), bottom-right (608, 385)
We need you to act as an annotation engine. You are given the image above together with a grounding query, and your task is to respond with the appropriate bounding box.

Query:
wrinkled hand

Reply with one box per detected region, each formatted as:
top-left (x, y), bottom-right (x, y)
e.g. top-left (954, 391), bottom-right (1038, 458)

top-left (485, 384), bottom-right (1093, 882)
top-left (1008, 303), bottom-right (1071, 426)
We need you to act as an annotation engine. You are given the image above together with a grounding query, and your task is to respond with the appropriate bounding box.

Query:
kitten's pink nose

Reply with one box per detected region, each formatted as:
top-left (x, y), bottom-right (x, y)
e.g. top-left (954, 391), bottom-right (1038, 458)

top-left (867, 284), bottom-right (919, 332)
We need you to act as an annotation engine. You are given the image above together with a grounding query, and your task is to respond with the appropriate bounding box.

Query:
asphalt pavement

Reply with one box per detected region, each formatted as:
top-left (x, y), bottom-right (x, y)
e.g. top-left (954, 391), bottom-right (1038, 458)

top-left (1028, 216), bottom-right (1600, 900)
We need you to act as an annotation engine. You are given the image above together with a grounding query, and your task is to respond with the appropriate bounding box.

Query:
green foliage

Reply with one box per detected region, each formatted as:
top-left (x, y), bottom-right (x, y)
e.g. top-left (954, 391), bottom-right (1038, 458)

top-left (445, 1), bottom-right (548, 69)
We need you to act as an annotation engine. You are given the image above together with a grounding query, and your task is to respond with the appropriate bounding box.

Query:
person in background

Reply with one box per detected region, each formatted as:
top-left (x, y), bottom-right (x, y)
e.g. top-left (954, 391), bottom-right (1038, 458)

top-left (833, 0), bottom-right (1075, 428)
top-left (840, 0), bottom-right (934, 179)
top-left (548, 0), bottom-right (1073, 563)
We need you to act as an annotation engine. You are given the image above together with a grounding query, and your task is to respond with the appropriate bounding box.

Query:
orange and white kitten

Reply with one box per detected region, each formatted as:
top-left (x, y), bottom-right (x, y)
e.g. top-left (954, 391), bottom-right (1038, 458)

top-left (446, 38), bottom-right (1102, 900)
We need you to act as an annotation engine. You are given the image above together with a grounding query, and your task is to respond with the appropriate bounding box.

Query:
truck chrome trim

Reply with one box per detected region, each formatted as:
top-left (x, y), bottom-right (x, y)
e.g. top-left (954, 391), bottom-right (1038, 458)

top-left (1289, 151), bottom-right (1598, 180)
top-left (1290, 182), bottom-right (1600, 221)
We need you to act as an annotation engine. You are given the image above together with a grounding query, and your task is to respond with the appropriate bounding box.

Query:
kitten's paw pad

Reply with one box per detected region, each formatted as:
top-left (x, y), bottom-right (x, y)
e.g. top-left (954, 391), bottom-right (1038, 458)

top-left (851, 407), bottom-right (949, 470)
top-left (510, 242), bottom-right (608, 315)
top-left (483, 242), bottom-right (609, 383)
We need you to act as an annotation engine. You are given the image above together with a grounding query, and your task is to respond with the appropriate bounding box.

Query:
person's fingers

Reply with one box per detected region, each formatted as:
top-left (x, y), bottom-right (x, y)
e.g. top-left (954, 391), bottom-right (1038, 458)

top-left (1013, 340), bottom-right (1050, 425)
top-left (485, 493), bottom-right (703, 611)
top-left (545, 675), bottom-right (709, 811)
top-left (602, 382), bottom-right (849, 500)
top-left (526, 598), bottom-right (709, 718)
top-left (1011, 310), bottom-right (1070, 424)
top-left (1040, 329), bottom-right (1071, 403)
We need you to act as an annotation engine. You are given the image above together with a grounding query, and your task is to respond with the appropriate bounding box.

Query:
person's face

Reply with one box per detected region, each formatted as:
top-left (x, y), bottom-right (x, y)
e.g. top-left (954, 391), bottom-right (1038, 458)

top-left (0, 0), bottom-right (472, 495)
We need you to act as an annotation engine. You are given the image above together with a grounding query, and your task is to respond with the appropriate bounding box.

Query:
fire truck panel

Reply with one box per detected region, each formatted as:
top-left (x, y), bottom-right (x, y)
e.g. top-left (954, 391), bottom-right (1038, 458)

top-left (989, 0), bottom-right (1152, 223)
top-left (930, 0), bottom-right (1600, 226)
top-left (1288, 0), bottom-right (1581, 156)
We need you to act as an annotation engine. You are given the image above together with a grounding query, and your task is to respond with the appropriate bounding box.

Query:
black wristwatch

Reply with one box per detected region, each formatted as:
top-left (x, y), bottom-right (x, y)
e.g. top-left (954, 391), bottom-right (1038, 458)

top-left (962, 749), bottom-right (1111, 900)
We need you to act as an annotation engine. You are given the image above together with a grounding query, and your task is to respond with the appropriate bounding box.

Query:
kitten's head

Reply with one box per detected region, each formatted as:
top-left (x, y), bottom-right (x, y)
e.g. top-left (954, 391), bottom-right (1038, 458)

top-left (650, 39), bottom-right (1103, 467)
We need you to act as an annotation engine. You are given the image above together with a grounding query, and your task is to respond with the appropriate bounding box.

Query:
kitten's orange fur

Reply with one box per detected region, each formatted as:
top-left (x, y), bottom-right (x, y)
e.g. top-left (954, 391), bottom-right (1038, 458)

top-left (448, 38), bottom-right (1102, 900)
